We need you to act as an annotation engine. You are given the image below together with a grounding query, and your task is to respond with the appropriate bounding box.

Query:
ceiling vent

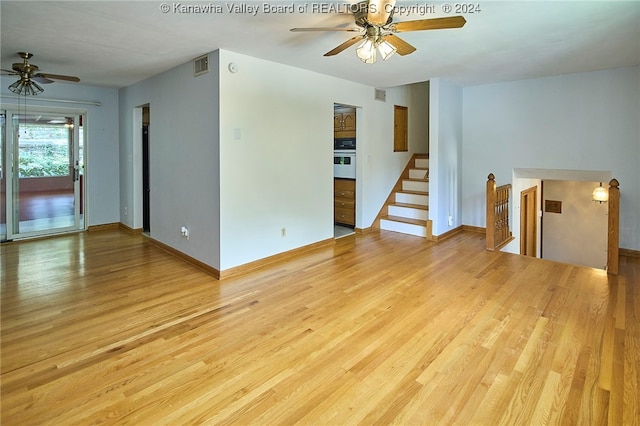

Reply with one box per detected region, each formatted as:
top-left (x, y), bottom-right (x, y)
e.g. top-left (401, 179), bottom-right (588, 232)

top-left (374, 88), bottom-right (386, 102)
top-left (194, 55), bottom-right (209, 76)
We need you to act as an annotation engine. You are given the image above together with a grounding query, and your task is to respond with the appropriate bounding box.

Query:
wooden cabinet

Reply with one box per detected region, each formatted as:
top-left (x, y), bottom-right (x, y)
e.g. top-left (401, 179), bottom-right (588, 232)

top-left (334, 108), bottom-right (356, 139)
top-left (334, 178), bottom-right (355, 226)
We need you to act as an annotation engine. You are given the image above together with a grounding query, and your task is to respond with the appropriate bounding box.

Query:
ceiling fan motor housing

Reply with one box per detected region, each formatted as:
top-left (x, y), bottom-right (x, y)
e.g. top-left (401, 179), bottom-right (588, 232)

top-left (354, 0), bottom-right (394, 28)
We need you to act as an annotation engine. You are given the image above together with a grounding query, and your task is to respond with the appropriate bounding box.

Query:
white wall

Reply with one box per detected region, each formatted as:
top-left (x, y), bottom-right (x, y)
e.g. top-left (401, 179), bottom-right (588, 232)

top-left (542, 180), bottom-right (608, 269)
top-left (462, 66), bottom-right (640, 250)
top-left (119, 53), bottom-right (221, 268)
top-left (0, 79), bottom-right (120, 227)
top-left (217, 50), bottom-right (424, 270)
top-left (117, 49), bottom-right (426, 272)
top-left (408, 81), bottom-right (430, 154)
top-left (429, 78), bottom-right (463, 236)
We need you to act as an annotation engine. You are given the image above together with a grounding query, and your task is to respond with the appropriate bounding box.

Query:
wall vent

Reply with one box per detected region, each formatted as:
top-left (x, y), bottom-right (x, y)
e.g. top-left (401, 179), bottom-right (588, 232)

top-left (194, 55), bottom-right (209, 76)
top-left (374, 88), bottom-right (386, 102)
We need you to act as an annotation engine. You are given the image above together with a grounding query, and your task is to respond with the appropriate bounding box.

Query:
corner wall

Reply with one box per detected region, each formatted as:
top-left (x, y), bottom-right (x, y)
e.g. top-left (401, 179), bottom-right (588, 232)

top-left (217, 50), bottom-right (424, 270)
top-left (119, 53), bottom-right (221, 269)
top-left (429, 78), bottom-right (463, 236)
top-left (462, 66), bottom-right (640, 250)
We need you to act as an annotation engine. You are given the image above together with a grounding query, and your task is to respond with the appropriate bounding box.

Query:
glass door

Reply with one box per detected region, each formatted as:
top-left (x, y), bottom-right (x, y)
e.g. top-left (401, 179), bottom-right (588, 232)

top-left (2, 109), bottom-right (84, 240)
top-left (1, 113), bottom-right (6, 241)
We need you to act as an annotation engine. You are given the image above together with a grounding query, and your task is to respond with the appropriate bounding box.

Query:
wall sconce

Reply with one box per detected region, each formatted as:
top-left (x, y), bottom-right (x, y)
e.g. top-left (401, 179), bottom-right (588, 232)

top-left (592, 182), bottom-right (608, 203)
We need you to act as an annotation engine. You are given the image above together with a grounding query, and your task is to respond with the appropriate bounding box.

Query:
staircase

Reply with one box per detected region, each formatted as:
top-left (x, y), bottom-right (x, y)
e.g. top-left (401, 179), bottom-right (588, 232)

top-left (379, 155), bottom-right (431, 238)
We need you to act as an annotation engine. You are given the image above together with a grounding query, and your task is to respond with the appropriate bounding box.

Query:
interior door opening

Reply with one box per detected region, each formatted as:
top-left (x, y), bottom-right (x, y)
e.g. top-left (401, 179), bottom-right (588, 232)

top-left (520, 186), bottom-right (537, 257)
top-left (142, 105), bottom-right (150, 233)
top-left (333, 102), bottom-right (358, 239)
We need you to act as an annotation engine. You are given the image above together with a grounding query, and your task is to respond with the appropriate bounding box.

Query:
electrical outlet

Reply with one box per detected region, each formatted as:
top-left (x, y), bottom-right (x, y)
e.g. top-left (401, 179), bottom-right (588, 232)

top-left (181, 226), bottom-right (189, 240)
top-left (123, 206), bottom-right (128, 216)
top-left (448, 215), bottom-right (453, 227)
top-left (281, 227), bottom-right (286, 237)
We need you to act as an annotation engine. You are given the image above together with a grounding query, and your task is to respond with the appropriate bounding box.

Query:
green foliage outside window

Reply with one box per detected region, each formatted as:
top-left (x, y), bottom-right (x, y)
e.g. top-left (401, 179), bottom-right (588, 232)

top-left (19, 124), bottom-right (70, 178)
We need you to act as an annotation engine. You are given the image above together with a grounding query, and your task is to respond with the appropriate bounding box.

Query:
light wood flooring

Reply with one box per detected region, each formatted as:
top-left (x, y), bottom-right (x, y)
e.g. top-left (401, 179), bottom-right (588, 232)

top-left (1, 229), bottom-right (638, 425)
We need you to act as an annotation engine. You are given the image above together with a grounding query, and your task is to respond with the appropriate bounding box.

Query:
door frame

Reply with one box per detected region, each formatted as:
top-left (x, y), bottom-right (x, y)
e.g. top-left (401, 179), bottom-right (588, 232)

top-left (519, 185), bottom-right (537, 257)
top-left (1, 106), bottom-right (86, 240)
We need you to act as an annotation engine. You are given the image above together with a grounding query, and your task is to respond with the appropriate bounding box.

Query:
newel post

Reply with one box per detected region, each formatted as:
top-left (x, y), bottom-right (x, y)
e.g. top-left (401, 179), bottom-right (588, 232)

top-left (607, 179), bottom-right (620, 275)
top-left (486, 173), bottom-right (496, 251)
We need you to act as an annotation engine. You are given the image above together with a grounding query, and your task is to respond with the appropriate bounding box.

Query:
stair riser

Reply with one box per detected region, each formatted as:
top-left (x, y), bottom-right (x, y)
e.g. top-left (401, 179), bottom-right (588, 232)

top-left (396, 193), bottom-right (428, 205)
top-left (388, 205), bottom-right (429, 220)
top-left (402, 181), bottom-right (429, 192)
top-left (409, 169), bottom-right (428, 180)
top-left (415, 158), bottom-right (429, 169)
top-left (380, 219), bottom-right (427, 237)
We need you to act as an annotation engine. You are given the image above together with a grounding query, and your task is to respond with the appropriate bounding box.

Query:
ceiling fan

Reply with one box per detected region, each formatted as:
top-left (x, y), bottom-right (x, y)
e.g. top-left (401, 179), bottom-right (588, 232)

top-left (290, 0), bottom-right (466, 63)
top-left (1, 52), bottom-right (80, 95)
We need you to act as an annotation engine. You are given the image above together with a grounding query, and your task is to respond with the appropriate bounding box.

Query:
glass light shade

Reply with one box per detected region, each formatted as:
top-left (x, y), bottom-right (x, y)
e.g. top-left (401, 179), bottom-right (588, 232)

top-left (8, 79), bottom-right (43, 96)
top-left (592, 184), bottom-right (608, 203)
top-left (377, 40), bottom-right (397, 61)
top-left (356, 38), bottom-right (376, 63)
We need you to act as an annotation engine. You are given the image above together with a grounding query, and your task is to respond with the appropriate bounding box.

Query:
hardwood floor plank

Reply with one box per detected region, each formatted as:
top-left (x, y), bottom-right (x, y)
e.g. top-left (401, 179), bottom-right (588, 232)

top-left (1, 229), bottom-right (638, 424)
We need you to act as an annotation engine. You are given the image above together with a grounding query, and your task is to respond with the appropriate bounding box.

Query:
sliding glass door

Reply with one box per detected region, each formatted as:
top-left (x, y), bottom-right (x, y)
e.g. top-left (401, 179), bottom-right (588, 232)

top-left (1, 108), bottom-right (84, 241)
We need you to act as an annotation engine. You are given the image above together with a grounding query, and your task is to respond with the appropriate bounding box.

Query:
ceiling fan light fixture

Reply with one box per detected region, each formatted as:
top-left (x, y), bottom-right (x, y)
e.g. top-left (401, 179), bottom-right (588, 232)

top-left (356, 38), bottom-right (377, 63)
top-left (8, 78), bottom-right (44, 96)
top-left (377, 39), bottom-right (397, 61)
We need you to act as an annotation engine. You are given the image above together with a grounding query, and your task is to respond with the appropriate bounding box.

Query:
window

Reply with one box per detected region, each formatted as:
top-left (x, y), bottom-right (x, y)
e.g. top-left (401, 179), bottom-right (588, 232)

top-left (18, 121), bottom-right (71, 177)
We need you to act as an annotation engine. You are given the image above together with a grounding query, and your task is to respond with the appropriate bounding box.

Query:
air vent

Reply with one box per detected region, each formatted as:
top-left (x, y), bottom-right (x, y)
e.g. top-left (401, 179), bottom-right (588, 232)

top-left (194, 54), bottom-right (209, 76)
top-left (374, 88), bottom-right (386, 102)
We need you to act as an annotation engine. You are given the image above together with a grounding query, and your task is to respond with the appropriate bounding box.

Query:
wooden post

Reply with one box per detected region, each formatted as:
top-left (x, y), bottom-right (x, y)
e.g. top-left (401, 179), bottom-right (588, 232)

top-left (486, 173), bottom-right (496, 251)
top-left (607, 178), bottom-right (620, 275)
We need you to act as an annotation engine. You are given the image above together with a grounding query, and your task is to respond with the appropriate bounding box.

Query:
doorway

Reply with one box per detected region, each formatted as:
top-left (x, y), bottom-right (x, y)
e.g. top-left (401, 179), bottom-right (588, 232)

top-left (520, 186), bottom-right (537, 256)
top-left (142, 106), bottom-right (150, 233)
top-left (1, 108), bottom-right (85, 241)
top-left (333, 103), bottom-right (357, 239)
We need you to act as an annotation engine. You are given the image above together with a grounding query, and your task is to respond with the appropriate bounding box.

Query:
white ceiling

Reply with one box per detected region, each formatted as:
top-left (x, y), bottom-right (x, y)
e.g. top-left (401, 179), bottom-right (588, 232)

top-left (1, 1), bottom-right (639, 90)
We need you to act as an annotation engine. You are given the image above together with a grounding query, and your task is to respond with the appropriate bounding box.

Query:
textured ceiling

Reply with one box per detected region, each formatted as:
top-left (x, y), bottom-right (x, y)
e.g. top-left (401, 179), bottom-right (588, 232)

top-left (1, 1), bottom-right (639, 89)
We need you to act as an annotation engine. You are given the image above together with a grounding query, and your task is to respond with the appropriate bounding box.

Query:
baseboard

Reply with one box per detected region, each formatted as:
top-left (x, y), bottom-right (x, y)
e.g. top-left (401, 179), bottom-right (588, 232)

top-left (620, 248), bottom-right (640, 258)
top-left (147, 237), bottom-right (221, 279)
top-left (119, 223), bottom-right (143, 235)
top-left (87, 222), bottom-right (120, 232)
top-left (431, 225), bottom-right (463, 242)
top-left (462, 225), bottom-right (486, 234)
top-left (355, 226), bottom-right (375, 234)
top-left (220, 238), bottom-right (335, 280)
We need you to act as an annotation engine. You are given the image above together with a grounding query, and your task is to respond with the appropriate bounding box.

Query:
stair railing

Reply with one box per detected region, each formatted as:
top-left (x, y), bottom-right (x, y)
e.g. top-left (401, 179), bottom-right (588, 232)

top-left (486, 173), bottom-right (513, 251)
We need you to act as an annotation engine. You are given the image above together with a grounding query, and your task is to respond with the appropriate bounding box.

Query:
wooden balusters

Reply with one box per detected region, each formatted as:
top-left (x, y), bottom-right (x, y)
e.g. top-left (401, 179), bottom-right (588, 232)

top-left (486, 173), bottom-right (513, 251)
top-left (486, 174), bottom-right (496, 251)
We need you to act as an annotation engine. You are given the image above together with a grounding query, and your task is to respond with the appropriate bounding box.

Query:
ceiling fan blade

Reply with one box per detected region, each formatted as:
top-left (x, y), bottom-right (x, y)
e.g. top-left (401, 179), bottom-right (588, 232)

top-left (291, 27), bottom-right (362, 32)
top-left (367, 0), bottom-right (396, 25)
top-left (324, 35), bottom-right (365, 56)
top-left (1, 69), bottom-right (19, 75)
top-left (392, 16), bottom-right (466, 32)
top-left (382, 34), bottom-right (416, 55)
top-left (32, 74), bottom-right (55, 84)
top-left (35, 73), bottom-right (80, 83)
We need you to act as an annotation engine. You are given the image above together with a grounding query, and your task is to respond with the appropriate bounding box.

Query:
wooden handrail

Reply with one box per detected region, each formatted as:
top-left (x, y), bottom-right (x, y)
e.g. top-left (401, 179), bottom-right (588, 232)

top-left (607, 179), bottom-right (620, 275)
top-left (486, 173), bottom-right (513, 251)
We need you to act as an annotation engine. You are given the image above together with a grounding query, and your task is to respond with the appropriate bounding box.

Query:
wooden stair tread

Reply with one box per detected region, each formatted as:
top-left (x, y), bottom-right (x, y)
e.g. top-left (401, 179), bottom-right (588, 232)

top-left (381, 215), bottom-right (427, 226)
top-left (392, 202), bottom-right (429, 210)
